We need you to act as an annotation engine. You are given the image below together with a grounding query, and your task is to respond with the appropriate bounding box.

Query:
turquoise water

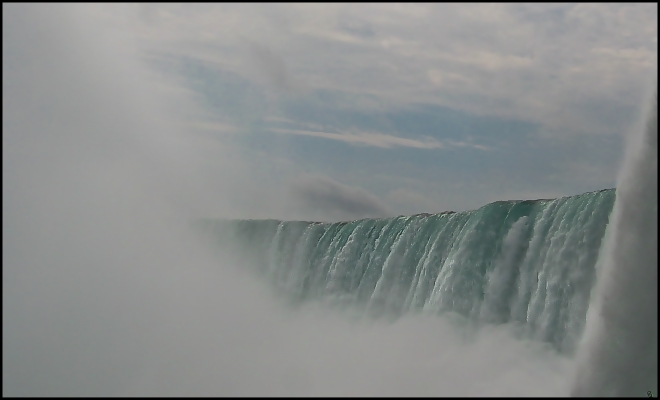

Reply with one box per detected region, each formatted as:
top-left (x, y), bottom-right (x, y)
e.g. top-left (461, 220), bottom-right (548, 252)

top-left (196, 188), bottom-right (616, 354)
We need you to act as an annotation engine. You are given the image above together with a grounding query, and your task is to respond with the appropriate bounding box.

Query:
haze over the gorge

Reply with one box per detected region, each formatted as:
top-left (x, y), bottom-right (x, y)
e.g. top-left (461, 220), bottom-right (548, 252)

top-left (3, 4), bottom-right (657, 397)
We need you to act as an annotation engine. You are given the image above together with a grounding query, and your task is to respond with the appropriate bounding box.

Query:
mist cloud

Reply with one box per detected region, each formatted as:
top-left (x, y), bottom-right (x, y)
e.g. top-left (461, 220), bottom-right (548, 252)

top-left (287, 174), bottom-right (392, 221)
top-left (3, 4), bottom-right (582, 397)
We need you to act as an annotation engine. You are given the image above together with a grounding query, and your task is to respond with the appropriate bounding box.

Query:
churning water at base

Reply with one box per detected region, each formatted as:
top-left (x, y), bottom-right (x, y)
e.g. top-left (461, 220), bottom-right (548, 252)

top-left (196, 188), bottom-right (616, 356)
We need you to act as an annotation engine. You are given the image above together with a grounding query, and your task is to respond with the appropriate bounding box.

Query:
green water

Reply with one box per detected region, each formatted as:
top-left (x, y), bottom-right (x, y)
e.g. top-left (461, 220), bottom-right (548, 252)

top-left (196, 188), bottom-right (616, 354)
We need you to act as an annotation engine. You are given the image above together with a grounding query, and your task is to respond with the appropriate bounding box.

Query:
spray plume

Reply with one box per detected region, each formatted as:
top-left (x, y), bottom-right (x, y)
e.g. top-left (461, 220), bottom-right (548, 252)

top-left (571, 89), bottom-right (658, 396)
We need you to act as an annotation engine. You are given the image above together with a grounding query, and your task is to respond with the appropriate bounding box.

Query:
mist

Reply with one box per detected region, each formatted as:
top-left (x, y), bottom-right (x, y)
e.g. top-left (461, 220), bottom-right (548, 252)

top-left (570, 89), bottom-right (657, 396)
top-left (1, 4), bottom-right (609, 396)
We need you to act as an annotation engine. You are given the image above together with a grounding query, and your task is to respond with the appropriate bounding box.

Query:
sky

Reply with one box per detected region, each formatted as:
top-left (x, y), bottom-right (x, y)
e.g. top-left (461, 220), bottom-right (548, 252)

top-left (3, 4), bottom-right (657, 396)
top-left (122, 3), bottom-right (657, 221)
top-left (7, 4), bottom-right (657, 222)
top-left (7, 3), bottom-right (653, 222)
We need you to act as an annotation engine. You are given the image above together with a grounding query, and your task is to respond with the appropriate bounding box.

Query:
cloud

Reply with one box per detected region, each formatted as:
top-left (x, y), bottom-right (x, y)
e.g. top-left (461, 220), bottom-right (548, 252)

top-left (246, 41), bottom-right (299, 93)
top-left (79, 3), bottom-right (653, 213)
top-left (127, 3), bottom-right (656, 138)
top-left (338, 17), bottom-right (375, 39)
top-left (287, 174), bottom-right (392, 221)
top-left (271, 127), bottom-right (445, 149)
top-left (189, 121), bottom-right (242, 134)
